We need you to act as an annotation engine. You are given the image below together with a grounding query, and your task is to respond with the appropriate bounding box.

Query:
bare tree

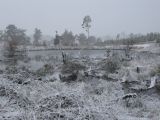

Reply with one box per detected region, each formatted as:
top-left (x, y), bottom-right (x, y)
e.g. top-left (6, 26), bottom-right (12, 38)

top-left (33, 28), bottom-right (42, 46)
top-left (82, 15), bottom-right (92, 39)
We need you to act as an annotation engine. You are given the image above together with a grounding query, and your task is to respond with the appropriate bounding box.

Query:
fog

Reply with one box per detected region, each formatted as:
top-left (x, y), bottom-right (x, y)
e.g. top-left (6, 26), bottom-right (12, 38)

top-left (0, 0), bottom-right (160, 36)
top-left (1, 1), bottom-right (160, 120)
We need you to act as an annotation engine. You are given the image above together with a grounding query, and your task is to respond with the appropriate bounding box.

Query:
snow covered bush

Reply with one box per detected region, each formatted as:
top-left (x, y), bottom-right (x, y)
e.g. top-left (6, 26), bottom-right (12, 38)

top-left (99, 51), bottom-right (123, 74)
top-left (59, 61), bottom-right (86, 82)
top-left (36, 93), bottom-right (83, 120)
top-left (35, 55), bottom-right (43, 62)
top-left (150, 65), bottom-right (160, 77)
top-left (36, 64), bottom-right (54, 77)
top-left (61, 61), bottom-right (86, 74)
top-left (0, 86), bottom-right (6, 96)
top-left (101, 58), bottom-right (121, 74)
top-left (5, 66), bottom-right (18, 74)
top-left (122, 93), bottom-right (143, 108)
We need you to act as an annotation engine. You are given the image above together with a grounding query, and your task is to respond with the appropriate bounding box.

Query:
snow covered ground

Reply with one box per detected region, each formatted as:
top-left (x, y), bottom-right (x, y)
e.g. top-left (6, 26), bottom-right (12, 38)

top-left (0, 43), bottom-right (160, 120)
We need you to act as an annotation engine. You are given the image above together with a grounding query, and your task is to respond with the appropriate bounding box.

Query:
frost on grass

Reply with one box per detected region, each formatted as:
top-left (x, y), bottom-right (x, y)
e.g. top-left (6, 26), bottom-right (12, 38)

top-left (1, 45), bottom-right (160, 120)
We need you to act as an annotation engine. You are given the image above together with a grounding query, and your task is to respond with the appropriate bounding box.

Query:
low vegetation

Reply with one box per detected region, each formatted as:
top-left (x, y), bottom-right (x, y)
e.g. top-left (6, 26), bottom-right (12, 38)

top-left (150, 65), bottom-right (160, 77)
top-left (0, 24), bottom-right (160, 120)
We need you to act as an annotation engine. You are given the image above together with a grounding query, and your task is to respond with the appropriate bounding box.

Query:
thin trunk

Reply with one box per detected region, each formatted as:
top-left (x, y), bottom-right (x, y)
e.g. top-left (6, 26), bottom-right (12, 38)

top-left (87, 28), bottom-right (90, 39)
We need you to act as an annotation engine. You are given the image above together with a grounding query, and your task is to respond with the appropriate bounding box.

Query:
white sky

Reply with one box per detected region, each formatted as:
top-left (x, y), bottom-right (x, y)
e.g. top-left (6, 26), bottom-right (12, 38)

top-left (0, 0), bottom-right (160, 37)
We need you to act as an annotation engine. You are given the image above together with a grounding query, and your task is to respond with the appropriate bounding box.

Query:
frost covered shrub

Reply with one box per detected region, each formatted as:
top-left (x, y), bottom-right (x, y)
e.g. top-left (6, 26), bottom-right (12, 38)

top-left (156, 65), bottom-right (160, 76)
top-left (137, 73), bottom-right (149, 82)
top-left (122, 95), bottom-right (143, 108)
top-left (59, 71), bottom-right (79, 82)
top-left (154, 76), bottom-right (160, 90)
top-left (61, 61), bottom-right (86, 74)
top-left (99, 52), bottom-right (122, 74)
top-left (36, 112), bottom-right (66, 120)
top-left (102, 58), bottom-right (120, 74)
top-left (121, 60), bottom-right (130, 67)
top-left (87, 87), bottom-right (104, 95)
top-left (23, 56), bottom-right (31, 63)
top-left (0, 85), bottom-right (19, 99)
top-left (150, 65), bottom-right (160, 77)
top-left (5, 66), bottom-right (18, 74)
top-left (36, 64), bottom-right (54, 76)
top-left (36, 94), bottom-right (82, 120)
top-left (4, 65), bottom-right (35, 84)
top-left (35, 55), bottom-right (43, 61)
top-left (0, 69), bottom-right (3, 74)
top-left (0, 86), bottom-right (6, 96)
top-left (60, 61), bottom-right (86, 82)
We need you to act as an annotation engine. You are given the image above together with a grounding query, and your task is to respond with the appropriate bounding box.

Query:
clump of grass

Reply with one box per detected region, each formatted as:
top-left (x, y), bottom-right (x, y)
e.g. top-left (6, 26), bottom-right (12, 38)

top-left (61, 61), bottom-right (86, 74)
top-left (100, 57), bottom-right (121, 74)
top-left (150, 65), bottom-right (160, 77)
top-left (36, 64), bottom-right (54, 77)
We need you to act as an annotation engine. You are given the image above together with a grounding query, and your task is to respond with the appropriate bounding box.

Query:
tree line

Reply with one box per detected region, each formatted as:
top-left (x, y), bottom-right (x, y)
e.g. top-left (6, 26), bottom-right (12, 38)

top-left (0, 25), bottom-right (160, 49)
top-left (0, 24), bottom-right (100, 47)
top-left (100, 33), bottom-right (160, 46)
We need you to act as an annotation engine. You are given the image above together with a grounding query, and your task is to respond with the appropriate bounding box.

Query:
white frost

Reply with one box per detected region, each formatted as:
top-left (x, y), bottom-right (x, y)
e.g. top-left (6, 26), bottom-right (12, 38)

top-left (148, 76), bottom-right (157, 89)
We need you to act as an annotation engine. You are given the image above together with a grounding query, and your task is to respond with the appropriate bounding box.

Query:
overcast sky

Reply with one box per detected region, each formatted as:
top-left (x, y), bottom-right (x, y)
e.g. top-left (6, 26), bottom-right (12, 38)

top-left (0, 0), bottom-right (160, 37)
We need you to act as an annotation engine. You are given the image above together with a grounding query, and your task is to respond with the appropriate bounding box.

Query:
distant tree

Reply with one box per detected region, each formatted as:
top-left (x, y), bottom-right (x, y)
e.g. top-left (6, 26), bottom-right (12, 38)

top-left (24, 36), bottom-right (31, 45)
top-left (82, 15), bottom-right (92, 39)
top-left (3, 24), bottom-right (28, 58)
top-left (43, 41), bottom-right (47, 47)
top-left (103, 32), bottom-right (160, 46)
top-left (74, 35), bottom-right (80, 46)
top-left (155, 33), bottom-right (160, 42)
top-left (123, 33), bottom-right (135, 58)
top-left (116, 34), bottom-right (120, 40)
top-left (0, 30), bottom-right (3, 41)
top-left (97, 37), bottom-right (102, 43)
top-left (78, 33), bottom-right (87, 46)
top-left (61, 30), bottom-right (75, 46)
top-left (5, 25), bottom-right (30, 45)
top-left (95, 38), bottom-right (104, 46)
top-left (88, 36), bottom-right (97, 45)
top-left (33, 28), bottom-right (42, 46)
top-left (54, 31), bottom-right (61, 46)
top-left (156, 35), bottom-right (160, 46)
